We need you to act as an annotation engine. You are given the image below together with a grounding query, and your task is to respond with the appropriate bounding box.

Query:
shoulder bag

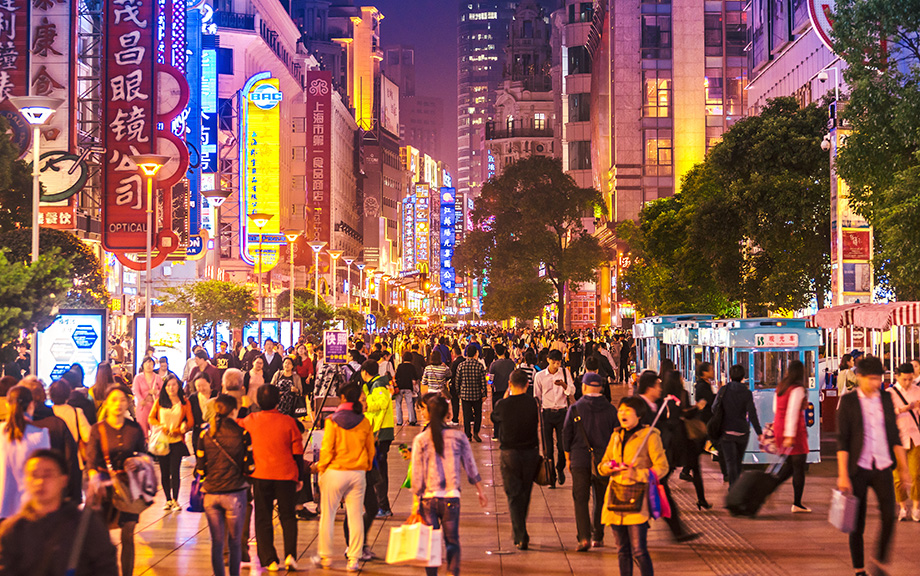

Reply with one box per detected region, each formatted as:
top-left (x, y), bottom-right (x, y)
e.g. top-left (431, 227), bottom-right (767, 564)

top-left (100, 425), bottom-right (156, 515)
top-left (572, 404), bottom-right (602, 479)
top-left (706, 386), bottom-right (727, 442)
top-left (892, 386), bottom-right (920, 432)
top-left (534, 398), bottom-right (553, 486)
top-left (605, 428), bottom-right (648, 513)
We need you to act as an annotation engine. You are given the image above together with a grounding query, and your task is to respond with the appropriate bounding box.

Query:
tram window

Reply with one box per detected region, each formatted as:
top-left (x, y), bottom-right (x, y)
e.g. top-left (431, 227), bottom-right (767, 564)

top-left (736, 351), bottom-right (749, 381)
top-left (753, 351), bottom-right (799, 389)
top-left (804, 350), bottom-right (815, 388)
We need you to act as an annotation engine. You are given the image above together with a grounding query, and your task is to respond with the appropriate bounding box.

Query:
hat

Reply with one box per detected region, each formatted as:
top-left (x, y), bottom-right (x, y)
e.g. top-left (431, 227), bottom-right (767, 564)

top-left (583, 373), bottom-right (604, 388)
top-left (849, 349), bottom-right (864, 359)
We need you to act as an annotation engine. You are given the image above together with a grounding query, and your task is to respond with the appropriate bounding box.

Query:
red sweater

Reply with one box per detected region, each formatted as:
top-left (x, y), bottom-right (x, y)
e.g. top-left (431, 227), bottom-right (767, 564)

top-left (239, 410), bottom-right (304, 481)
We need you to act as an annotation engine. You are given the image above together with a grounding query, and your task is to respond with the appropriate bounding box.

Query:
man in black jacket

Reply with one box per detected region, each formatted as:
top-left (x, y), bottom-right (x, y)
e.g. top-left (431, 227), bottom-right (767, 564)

top-left (491, 369), bottom-right (540, 550)
top-left (260, 339), bottom-right (284, 383)
top-left (837, 356), bottom-right (909, 576)
top-left (562, 373), bottom-right (618, 551)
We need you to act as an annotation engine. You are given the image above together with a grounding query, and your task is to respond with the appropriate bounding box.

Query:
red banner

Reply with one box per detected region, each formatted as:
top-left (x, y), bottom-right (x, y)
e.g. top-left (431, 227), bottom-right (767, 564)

top-left (306, 70), bottom-right (332, 244)
top-left (102, 0), bottom-right (158, 252)
top-left (842, 229), bottom-right (871, 261)
top-left (0, 0), bottom-right (29, 104)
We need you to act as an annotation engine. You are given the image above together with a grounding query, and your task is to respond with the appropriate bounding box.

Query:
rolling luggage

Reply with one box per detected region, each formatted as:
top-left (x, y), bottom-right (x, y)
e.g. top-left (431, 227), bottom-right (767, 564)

top-left (725, 455), bottom-right (786, 517)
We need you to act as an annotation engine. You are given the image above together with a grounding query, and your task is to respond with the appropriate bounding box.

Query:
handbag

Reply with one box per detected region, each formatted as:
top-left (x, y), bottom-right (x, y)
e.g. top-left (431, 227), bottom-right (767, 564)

top-left (759, 422), bottom-right (778, 454)
top-left (606, 478), bottom-right (648, 513)
top-left (100, 427), bottom-right (157, 515)
top-left (534, 454), bottom-right (552, 486)
top-left (187, 473), bottom-right (205, 512)
top-left (683, 417), bottom-right (707, 441)
top-left (148, 426), bottom-right (170, 457)
top-left (828, 489), bottom-right (859, 533)
top-left (706, 386), bottom-right (727, 442)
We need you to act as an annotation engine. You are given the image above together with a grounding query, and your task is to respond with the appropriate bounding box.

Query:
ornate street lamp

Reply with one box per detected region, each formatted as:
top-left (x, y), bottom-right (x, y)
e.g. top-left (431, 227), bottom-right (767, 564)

top-left (307, 241), bottom-right (327, 307)
top-left (284, 230), bottom-right (301, 347)
top-left (342, 256), bottom-right (355, 308)
top-left (355, 261), bottom-right (366, 314)
top-left (327, 250), bottom-right (344, 308)
top-left (248, 212), bottom-right (274, 342)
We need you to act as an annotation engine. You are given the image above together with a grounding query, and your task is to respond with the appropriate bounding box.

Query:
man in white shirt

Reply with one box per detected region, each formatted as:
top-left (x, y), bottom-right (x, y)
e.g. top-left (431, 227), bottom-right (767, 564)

top-left (889, 363), bottom-right (920, 521)
top-left (534, 349), bottom-right (575, 487)
top-left (837, 356), bottom-right (909, 576)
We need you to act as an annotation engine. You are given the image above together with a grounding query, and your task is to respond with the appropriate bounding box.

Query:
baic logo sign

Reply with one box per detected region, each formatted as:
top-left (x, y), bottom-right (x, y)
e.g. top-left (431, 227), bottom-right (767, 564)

top-left (250, 83), bottom-right (283, 110)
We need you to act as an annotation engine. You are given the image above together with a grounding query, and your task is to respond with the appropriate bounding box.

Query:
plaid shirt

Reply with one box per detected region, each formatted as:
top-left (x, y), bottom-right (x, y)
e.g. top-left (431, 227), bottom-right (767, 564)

top-left (455, 358), bottom-right (487, 402)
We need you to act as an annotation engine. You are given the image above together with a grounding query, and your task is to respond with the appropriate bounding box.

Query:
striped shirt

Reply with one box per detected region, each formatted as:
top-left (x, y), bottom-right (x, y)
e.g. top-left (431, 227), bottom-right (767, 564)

top-left (422, 364), bottom-right (452, 393)
top-left (518, 363), bottom-right (537, 387)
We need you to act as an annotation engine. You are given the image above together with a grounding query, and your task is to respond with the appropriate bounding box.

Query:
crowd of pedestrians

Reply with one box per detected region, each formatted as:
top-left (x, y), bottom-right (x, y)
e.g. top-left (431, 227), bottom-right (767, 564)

top-left (0, 326), bottom-right (918, 576)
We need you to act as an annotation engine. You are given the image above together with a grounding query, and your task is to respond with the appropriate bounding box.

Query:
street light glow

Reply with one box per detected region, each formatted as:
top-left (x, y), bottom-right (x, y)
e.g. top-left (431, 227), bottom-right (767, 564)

top-left (130, 154), bottom-right (170, 177)
top-left (248, 212), bottom-right (273, 230)
top-left (10, 96), bottom-right (64, 126)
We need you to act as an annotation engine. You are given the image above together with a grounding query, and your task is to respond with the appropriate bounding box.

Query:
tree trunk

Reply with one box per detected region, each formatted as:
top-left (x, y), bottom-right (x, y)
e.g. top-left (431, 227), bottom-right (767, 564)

top-left (556, 281), bottom-right (566, 330)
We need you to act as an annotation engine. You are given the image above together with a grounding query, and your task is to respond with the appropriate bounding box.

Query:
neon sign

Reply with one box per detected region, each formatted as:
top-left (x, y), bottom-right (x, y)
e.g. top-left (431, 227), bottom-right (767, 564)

top-left (440, 187), bottom-right (456, 293)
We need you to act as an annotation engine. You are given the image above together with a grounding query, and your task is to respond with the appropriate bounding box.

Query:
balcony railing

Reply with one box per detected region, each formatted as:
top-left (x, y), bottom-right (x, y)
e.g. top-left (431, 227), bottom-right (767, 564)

top-left (214, 11), bottom-right (255, 31)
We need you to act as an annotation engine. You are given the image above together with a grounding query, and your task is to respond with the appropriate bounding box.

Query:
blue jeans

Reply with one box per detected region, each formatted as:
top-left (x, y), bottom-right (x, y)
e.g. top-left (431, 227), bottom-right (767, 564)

top-left (612, 522), bottom-right (652, 576)
top-left (394, 389), bottom-right (416, 425)
top-left (204, 489), bottom-right (247, 576)
top-left (420, 497), bottom-right (460, 576)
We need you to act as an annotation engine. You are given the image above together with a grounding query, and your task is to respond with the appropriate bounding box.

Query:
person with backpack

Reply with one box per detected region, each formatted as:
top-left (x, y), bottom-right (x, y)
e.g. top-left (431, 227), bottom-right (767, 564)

top-left (196, 394), bottom-right (255, 576)
top-left (562, 372), bottom-right (619, 551)
top-left (599, 396), bottom-right (668, 576)
top-left (86, 386), bottom-right (148, 576)
top-left (490, 369), bottom-right (540, 550)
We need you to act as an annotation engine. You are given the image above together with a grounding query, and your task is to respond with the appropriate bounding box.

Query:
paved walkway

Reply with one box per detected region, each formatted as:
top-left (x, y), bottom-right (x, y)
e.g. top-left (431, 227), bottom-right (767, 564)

top-left (130, 397), bottom-right (920, 575)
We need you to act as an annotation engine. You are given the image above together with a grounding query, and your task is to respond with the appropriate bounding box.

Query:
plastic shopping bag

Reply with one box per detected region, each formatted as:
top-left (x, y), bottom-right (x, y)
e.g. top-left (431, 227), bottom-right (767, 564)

top-left (386, 522), bottom-right (442, 567)
top-left (828, 490), bottom-right (858, 533)
top-left (648, 470), bottom-right (662, 519)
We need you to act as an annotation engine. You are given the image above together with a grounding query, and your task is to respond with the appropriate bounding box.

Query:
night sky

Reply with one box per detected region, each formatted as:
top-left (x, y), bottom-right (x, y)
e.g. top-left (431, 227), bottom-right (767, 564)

top-left (368, 0), bottom-right (460, 171)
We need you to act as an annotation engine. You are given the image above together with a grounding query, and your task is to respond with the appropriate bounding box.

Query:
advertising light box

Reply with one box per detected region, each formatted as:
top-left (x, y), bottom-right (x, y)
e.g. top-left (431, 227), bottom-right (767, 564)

top-left (280, 320), bottom-right (303, 350)
top-left (134, 314), bottom-right (191, 375)
top-left (37, 310), bottom-right (107, 389)
top-left (243, 319), bottom-right (281, 347)
top-left (198, 321), bottom-right (232, 357)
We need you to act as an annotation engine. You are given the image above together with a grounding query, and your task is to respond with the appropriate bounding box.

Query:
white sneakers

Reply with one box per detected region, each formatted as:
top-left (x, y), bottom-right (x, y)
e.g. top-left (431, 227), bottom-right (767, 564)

top-left (310, 555), bottom-right (332, 569)
top-left (913, 506), bottom-right (920, 522)
top-left (791, 504), bottom-right (812, 513)
top-left (346, 559), bottom-right (360, 572)
top-left (162, 500), bottom-right (181, 511)
top-left (898, 506), bottom-right (920, 522)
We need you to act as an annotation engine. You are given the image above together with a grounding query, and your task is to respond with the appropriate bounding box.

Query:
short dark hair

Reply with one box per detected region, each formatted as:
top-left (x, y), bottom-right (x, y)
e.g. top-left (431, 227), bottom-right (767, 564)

top-left (584, 356), bottom-right (599, 371)
top-left (361, 360), bottom-right (379, 377)
top-left (402, 351), bottom-right (413, 363)
top-left (547, 349), bottom-right (563, 362)
top-left (618, 396), bottom-right (647, 420)
top-left (695, 362), bottom-right (713, 379)
top-left (896, 362), bottom-right (914, 375)
top-left (856, 356), bottom-right (884, 376)
top-left (49, 380), bottom-right (72, 405)
top-left (494, 343), bottom-right (506, 357)
top-left (840, 353), bottom-right (853, 367)
top-left (194, 350), bottom-right (209, 361)
top-left (636, 370), bottom-right (660, 395)
top-left (368, 351), bottom-right (382, 362)
top-left (729, 364), bottom-right (746, 382)
top-left (27, 449), bottom-right (68, 476)
top-left (257, 383), bottom-right (280, 410)
top-left (195, 372), bottom-right (212, 385)
top-left (464, 344), bottom-right (478, 358)
top-left (509, 369), bottom-right (529, 388)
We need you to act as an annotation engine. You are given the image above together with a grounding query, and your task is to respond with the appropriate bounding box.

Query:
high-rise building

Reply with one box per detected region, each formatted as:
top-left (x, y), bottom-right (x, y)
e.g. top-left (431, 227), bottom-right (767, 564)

top-left (558, 0), bottom-right (593, 190)
top-left (588, 0), bottom-right (747, 326)
top-left (457, 1), bottom-right (517, 204)
top-left (384, 45), bottom-right (447, 163)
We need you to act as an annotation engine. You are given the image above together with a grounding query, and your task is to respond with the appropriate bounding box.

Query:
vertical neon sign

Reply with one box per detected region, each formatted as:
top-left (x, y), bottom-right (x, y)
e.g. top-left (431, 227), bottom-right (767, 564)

top-left (439, 187), bottom-right (456, 293)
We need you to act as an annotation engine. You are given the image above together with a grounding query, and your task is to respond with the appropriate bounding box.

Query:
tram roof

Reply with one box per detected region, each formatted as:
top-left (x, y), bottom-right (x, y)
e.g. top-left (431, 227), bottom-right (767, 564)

top-left (633, 314), bottom-right (715, 339)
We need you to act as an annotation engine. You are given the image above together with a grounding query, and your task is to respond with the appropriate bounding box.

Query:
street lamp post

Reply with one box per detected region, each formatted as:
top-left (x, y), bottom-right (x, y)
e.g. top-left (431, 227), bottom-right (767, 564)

top-left (284, 230), bottom-right (301, 347)
top-left (355, 262), bottom-right (366, 314)
top-left (201, 188), bottom-right (232, 278)
top-left (307, 241), bottom-right (327, 307)
top-left (249, 212), bottom-right (274, 342)
top-left (128, 154), bottom-right (170, 356)
top-left (327, 250), bottom-right (344, 308)
top-left (11, 96), bottom-right (64, 376)
top-left (342, 256), bottom-right (354, 308)
top-left (365, 268), bottom-right (376, 315)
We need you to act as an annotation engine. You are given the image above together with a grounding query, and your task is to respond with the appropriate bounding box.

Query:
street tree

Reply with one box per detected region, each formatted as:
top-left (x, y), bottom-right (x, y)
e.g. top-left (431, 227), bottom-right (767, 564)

top-left (833, 0), bottom-right (920, 298)
top-left (0, 228), bottom-right (109, 307)
top-left (0, 248), bottom-right (73, 346)
top-left (0, 118), bottom-right (33, 235)
top-left (455, 156), bottom-right (606, 327)
top-left (159, 280), bottom-right (256, 348)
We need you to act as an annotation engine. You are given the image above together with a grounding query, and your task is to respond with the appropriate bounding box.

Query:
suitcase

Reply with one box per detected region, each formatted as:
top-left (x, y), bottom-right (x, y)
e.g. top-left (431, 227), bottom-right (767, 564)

top-left (725, 456), bottom-right (786, 517)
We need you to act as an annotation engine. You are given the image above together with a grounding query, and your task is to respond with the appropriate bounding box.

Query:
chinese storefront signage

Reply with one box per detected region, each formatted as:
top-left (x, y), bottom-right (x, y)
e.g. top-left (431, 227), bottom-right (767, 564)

top-left (305, 70), bottom-right (332, 244)
top-left (414, 184), bottom-right (429, 270)
top-left (402, 196), bottom-right (414, 270)
top-left (439, 187), bottom-right (456, 293)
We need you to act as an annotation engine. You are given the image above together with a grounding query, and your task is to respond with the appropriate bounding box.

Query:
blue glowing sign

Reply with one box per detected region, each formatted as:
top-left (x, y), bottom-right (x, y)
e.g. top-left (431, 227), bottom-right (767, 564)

top-left (251, 84), bottom-right (283, 110)
top-left (71, 325), bottom-right (99, 349)
top-left (439, 187), bottom-right (456, 293)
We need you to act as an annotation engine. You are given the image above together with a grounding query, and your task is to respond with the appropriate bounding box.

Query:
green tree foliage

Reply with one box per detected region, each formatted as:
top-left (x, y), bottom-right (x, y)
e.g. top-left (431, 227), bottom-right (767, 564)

top-left (0, 118), bottom-right (32, 234)
top-left (0, 228), bottom-right (108, 307)
top-left (455, 156), bottom-right (606, 326)
top-left (159, 280), bottom-right (256, 345)
top-left (335, 306), bottom-right (364, 333)
top-left (0, 248), bottom-right (73, 345)
top-left (834, 0), bottom-right (920, 298)
top-left (620, 97), bottom-right (829, 315)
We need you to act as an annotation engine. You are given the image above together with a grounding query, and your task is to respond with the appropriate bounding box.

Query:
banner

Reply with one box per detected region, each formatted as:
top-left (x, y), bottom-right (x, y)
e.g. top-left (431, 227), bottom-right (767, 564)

top-left (414, 184), bottom-right (429, 270)
top-left (0, 0), bottom-right (29, 104)
top-left (439, 187), bottom-right (456, 293)
top-left (102, 0), bottom-right (159, 251)
top-left (30, 0), bottom-right (75, 152)
top-left (306, 70), bottom-right (332, 244)
top-left (239, 73), bottom-right (282, 272)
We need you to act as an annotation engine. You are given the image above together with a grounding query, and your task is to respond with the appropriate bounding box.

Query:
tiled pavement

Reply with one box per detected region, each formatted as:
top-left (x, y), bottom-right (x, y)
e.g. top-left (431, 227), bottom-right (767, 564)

top-left (130, 395), bottom-right (920, 575)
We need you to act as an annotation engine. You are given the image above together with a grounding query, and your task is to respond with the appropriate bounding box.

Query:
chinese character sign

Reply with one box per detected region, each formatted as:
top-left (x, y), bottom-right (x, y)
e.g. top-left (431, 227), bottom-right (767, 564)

top-left (306, 70), bottom-right (331, 244)
top-left (402, 196), bottom-right (414, 270)
top-left (415, 184), bottom-right (429, 269)
top-left (239, 74), bottom-right (282, 272)
top-left (103, 0), bottom-right (157, 251)
top-left (0, 0), bottom-right (29, 105)
top-left (439, 187), bottom-right (455, 293)
top-left (754, 333), bottom-right (800, 348)
top-left (29, 0), bottom-right (73, 151)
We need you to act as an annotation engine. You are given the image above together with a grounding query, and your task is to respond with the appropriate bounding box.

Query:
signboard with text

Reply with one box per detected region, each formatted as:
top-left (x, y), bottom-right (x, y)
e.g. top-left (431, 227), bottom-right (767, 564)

top-left (323, 330), bottom-right (348, 364)
top-left (754, 333), bottom-right (799, 347)
top-left (37, 310), bottom-right (106, 389)
top-left (133, 314), bottom-right (190, 374)
top-left (306, 70), bottom-right (332, 244)
top-left (439, 187), bottom-right (455, 293)
top-left (415, 184), bottom-right (429, 269)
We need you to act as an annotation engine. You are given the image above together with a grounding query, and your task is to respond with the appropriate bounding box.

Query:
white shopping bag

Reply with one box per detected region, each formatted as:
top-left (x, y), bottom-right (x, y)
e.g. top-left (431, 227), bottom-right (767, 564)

top-left (829, 489), bottom-right (859, 533)
top-left (386, 522), bottom-right (433, 565)
top-left (426, 528), bottom-right (443, 568)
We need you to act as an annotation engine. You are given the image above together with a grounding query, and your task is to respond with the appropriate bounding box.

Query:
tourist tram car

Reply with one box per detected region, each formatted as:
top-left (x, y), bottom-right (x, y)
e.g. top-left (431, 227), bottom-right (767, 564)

top-left (635, 316), bottom-right (822, 464)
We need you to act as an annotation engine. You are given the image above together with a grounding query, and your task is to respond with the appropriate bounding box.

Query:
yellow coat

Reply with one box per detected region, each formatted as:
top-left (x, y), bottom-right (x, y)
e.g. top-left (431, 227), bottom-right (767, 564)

top-left (598, 426), bottom-right (669, 526)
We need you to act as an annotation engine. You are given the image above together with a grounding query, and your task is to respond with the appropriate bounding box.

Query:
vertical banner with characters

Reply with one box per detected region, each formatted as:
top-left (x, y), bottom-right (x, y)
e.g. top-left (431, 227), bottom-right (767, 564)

top-left (305, 70), bottom-right (332, 244)
top-left (439, 187), bottom-right (455, 293)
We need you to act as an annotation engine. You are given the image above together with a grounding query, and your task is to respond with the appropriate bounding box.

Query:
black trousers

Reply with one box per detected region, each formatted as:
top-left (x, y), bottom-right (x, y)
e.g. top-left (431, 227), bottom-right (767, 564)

top-left (775, 452), bottom-right (808, 507)
top-left (660, 468), bottom-right (689, 539)
top-left (374, 440), bottom-right (392, 512)
top-left (252, 479), bottom-right (297, 566)
top-left (571, 467), bottom-right (606, 543)
top-left (158, 443), bottom-right (184, 501)
top-left (449, 384), bottom-right (460, 423)
top-left (720, 434), bottom-right (749, 488)
top-left (541, 409), bottom-right (567, 479)
top-left (462, 400), bottom-right (483, 437)
top-left (499, 448), bottom-right (540, 546)
top-left (849, 466), bottom-right (897, 570)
